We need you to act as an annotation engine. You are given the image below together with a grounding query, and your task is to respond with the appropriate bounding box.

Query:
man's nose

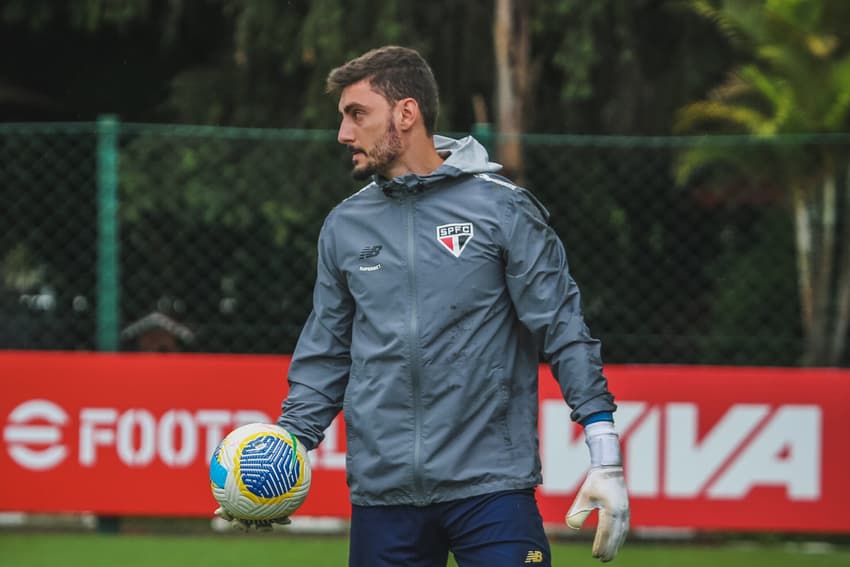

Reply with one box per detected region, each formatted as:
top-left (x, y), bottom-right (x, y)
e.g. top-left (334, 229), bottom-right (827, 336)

top-left (338, 119), bottom-right (354, 145)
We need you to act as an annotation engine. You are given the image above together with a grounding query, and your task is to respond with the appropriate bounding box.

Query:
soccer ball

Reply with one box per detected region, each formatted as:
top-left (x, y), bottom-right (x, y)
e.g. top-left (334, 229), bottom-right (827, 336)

top-left (209, 422), bottom-right (311, 521)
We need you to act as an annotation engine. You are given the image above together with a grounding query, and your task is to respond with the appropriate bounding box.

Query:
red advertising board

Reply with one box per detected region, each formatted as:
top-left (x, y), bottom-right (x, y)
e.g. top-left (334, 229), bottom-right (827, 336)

top-left (1, 351), bottom-right (848, 533)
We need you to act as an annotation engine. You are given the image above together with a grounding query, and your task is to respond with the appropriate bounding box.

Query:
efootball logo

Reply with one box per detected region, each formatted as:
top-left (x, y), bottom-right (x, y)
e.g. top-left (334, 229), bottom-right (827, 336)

top-left (436, 222), bottom-right (473, 258)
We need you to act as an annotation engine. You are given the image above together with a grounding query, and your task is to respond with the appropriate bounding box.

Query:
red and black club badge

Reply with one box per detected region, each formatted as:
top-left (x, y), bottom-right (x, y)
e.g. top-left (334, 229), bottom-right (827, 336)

top-left (436, 222), bottom-right (474, 258)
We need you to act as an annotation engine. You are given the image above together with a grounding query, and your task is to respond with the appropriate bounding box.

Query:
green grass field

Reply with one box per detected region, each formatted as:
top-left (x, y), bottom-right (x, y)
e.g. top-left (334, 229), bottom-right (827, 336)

top-left (1, 533), bottom-right (848, 567)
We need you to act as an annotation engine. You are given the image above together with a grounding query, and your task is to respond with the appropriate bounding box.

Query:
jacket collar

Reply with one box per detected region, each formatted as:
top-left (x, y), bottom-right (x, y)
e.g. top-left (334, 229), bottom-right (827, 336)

top-left (376, 135), bottom-right (501, 197)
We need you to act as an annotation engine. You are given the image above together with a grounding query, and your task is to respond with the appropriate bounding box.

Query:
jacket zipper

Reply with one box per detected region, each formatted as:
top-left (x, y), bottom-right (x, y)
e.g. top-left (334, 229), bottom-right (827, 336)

top-left (405, 196), bottom-right (424, 499)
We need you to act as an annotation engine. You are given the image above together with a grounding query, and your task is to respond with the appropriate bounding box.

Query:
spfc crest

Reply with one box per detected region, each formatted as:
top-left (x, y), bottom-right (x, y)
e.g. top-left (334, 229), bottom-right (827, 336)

top-left (436, 222), bottom-right (474, 258)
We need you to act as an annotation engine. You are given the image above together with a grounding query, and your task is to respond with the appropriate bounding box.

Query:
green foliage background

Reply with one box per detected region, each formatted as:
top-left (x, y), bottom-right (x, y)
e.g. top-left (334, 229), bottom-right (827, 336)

top-left (1, 1), bottom-right (849, 366)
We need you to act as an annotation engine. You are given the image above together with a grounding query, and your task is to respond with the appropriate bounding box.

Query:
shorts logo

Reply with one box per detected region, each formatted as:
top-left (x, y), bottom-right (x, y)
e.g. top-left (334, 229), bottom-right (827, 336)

top-left (524, 550), bottom-right (544, 563)
top-left (436, 223), bottom-right (473, 258)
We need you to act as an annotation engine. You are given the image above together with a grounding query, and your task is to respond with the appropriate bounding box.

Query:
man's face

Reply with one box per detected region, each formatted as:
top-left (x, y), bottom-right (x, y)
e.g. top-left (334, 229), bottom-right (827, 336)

top-left (337, 80), bottom-right (403, 180)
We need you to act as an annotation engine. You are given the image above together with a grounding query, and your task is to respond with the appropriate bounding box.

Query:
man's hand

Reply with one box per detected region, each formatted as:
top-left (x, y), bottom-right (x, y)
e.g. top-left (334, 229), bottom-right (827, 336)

top-left (214, 507), bottom-right (291, 532)
top-left (565, 421), bottom-right (629, 562)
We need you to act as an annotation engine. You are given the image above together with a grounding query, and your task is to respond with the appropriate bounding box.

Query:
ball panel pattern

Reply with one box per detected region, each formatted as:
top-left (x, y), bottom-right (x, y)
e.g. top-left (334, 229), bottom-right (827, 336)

top-left (209, 423), bottom-right (311, 521)
top-left (209, 442), bottom-right (228, 489)
top-left (235, 432), bottom-right (303, 504)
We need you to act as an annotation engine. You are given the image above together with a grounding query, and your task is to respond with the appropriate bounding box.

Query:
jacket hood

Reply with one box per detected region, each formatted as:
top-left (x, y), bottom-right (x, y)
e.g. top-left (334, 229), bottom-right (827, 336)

top-left (377, 135), bottom-right (502, 194)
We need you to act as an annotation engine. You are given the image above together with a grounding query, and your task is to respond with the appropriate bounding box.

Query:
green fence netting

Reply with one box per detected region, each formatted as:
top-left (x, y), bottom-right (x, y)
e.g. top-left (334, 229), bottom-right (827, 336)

top-left (2, 119), bottom-right (848, 366)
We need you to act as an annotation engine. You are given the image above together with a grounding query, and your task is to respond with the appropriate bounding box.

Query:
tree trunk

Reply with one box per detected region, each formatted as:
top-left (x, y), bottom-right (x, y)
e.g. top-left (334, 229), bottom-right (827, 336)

top-left (828, 162), bottom-right (850, 366)
top-left (791, 182), bottom-right (822, 366)
top-left (493, 0), bottom-right (530, 184)
top-left (794, 167), bottom-right (849, 367)
top-left (811, 170), bottom-right (836, 365)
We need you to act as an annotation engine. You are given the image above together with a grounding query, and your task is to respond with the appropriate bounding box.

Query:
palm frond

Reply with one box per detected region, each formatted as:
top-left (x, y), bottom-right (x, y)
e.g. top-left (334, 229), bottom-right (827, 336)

top-left (823, 55), bottom-right (850, 129)
top-left (707, 72), bottom-right (751, 101)
top-left (737, 66), bottom-right (785, 105)
top-left (804, 34), bottom-right (839, 58)
top-left (736, 66), bottom-right (794, 130)
top-left (674, 143), bottom-right (760, 186)
top-left (687, 0), bottom-right (749, 46)
top-left (674, 100), bottom-right (771, 134)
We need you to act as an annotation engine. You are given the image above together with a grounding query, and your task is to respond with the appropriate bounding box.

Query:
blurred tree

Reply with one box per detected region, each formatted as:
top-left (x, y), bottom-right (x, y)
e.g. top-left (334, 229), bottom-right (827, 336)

top-left (493, 0), bottom-right (530, 182)
top-left (1, 0), bottom-right (734, 133)
top-left (696, 208), bottom-right (802, 365)
top-left (675, 0), bottom-right (850, 366)
top-left (117, 129), bottom-right (353, 352)
top-left (161, 0), bottom-right (496, 130)
top-left (0, 0), bottom-right (228, 121)
top-left (529, 0), bottom-right (736, 134)
top-left (6, 0), bottom-right (785, 366)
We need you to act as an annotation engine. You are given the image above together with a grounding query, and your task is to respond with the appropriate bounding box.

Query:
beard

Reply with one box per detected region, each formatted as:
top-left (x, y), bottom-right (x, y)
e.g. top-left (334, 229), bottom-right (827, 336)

top-left (351, 120), bottom-right (403, 181)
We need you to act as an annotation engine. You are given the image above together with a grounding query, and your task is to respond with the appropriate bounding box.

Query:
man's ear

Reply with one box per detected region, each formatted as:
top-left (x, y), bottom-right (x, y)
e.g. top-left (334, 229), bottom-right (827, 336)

top-left (396, 98), bottom-right (419, 132)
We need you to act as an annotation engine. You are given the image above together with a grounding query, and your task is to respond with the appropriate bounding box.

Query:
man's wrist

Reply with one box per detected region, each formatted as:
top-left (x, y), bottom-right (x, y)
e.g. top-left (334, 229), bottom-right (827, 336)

top-left (581, 411), bottom-right (614, 426)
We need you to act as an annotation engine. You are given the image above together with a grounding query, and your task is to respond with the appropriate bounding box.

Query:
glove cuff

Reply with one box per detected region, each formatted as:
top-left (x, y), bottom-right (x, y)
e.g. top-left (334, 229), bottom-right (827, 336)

top-left (584, 421), bottom-right (623, 467)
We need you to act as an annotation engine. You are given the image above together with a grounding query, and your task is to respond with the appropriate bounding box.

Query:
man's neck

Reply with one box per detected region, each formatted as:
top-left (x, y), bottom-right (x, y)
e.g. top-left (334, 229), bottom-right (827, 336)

top-left (385, 136), bottom-right (445, 178)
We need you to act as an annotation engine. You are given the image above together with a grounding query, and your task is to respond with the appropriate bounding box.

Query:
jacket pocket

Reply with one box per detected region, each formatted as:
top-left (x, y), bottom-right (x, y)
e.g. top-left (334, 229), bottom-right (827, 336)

top-left (342, 362), bottom-right (414, 500)
top-left (419, 360), bottom-right (514, 483)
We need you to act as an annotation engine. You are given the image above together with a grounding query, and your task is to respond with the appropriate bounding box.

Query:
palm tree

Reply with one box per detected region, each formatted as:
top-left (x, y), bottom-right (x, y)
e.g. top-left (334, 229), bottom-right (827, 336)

top-left (674, 0), bottom-right (850, 366)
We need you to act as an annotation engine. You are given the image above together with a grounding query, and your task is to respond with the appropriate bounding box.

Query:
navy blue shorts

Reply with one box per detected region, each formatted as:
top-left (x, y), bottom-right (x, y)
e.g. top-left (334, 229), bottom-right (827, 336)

top-left (349, 489), bottom-right (551, 567)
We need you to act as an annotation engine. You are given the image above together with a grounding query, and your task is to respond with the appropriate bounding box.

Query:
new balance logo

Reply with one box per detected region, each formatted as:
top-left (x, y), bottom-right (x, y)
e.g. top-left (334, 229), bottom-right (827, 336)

top-left (524, 550), bottom-right (544, 563)
top-left (359, 245), bottom-right (382, 260)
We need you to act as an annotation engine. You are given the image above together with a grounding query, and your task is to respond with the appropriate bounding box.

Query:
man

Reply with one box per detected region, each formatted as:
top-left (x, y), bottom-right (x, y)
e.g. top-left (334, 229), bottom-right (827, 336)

top-left (220, 45), bottom-right (629, 565)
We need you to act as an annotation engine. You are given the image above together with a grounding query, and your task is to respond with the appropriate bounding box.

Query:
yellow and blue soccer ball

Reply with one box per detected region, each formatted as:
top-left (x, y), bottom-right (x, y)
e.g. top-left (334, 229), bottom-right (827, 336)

top-left (210, 423), bottom-right (311, 520)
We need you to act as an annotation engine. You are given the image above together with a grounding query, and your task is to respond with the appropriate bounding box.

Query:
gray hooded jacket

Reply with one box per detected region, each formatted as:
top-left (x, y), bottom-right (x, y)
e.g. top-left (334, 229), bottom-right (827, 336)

top-left (279, 135), bottom-right (615, 506)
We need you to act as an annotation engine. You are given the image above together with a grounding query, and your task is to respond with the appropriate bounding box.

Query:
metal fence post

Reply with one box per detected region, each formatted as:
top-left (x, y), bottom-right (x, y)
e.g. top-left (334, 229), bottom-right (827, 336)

top-left (96, 115), bottom-right (122, 533)
top-left (96, 115), bottom-right (121, 354)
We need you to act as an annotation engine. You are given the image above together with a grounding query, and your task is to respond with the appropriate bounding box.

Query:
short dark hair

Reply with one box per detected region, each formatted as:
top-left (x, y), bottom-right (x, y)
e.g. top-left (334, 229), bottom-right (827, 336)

top-left (326, 46), bottom-right (440, 135)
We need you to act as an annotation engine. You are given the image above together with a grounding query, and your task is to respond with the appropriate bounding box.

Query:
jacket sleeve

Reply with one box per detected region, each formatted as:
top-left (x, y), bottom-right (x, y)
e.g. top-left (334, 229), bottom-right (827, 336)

top-left (502, 188), bottom-right (616, 423)
top-left (277, 214), bottom-right (353, 450)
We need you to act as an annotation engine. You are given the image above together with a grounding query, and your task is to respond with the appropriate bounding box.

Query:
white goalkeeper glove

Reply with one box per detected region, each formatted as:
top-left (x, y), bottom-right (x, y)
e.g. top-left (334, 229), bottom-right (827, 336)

top-left (214, 507), bottom-right (292, 532)
top-left (566, 421), bottom-right (630, 562)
